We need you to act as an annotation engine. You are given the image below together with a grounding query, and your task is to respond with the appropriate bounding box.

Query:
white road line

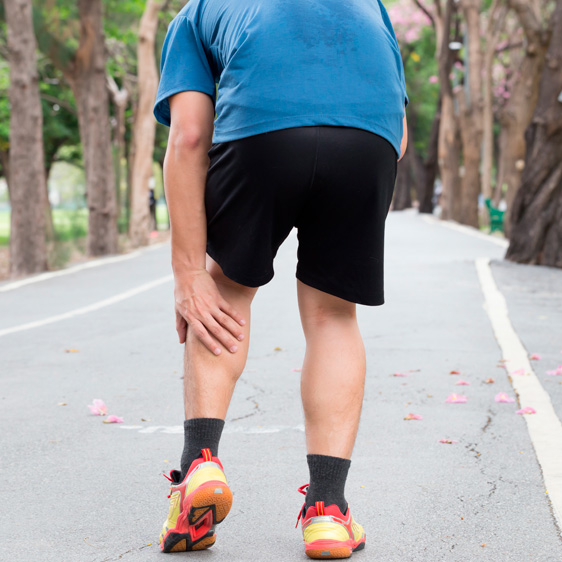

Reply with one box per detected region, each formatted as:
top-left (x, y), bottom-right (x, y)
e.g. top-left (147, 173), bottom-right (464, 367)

top-left (0, 241), bottom-right (169, 293)
top-left (0, 274), bottom-right (173, 338)
top-left (476, 257), bottom-right (562, 528)
top-left (119, 424), bottom-right (305, 434)
top-left (422, 215), bottom-right (509, 248)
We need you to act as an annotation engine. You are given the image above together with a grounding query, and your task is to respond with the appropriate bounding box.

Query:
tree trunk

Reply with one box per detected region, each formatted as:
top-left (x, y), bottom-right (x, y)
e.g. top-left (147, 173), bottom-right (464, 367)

top-left (496, 0), bottom-right (550, 236)
top-left (506, 0), bottom-right (562, 267)
top-left (481, 0), bottom-right (506, 203)
top-left (439, 94), bottom-right (462, 221)
top-left (419, 96), bottom-right (441, 214)
top-left (457, 0), bottom-right (484, 228)
top-left (73, 0), bottom-right (118, 256)
top-left (129, 0), bottom-right (163, 247)
top-left (4, 0), bottom-right (48, 277)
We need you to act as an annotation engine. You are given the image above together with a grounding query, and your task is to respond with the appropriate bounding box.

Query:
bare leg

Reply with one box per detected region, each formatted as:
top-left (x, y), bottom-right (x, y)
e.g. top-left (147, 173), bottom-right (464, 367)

top-left (184, 255), bottom-right (258, 419)
top-left (297, 280), bottom-right (366, 459)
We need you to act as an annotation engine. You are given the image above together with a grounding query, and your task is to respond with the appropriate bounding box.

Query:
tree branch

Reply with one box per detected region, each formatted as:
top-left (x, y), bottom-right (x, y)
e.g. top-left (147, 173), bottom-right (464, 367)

top-left (411, 0), bottom-right (435, 28)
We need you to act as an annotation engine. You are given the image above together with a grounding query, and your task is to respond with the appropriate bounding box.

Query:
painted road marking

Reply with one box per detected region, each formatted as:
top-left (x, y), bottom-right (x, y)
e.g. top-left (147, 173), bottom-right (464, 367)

top-left (0, 274), bottom-right (173, 338)
top-left (0, 241), bottom-right (169, 293)
top-left (476, 257), bottom-right (562, 528)
top-left (119, 424), bottom-right (305, 434)
top-left (422, 215), bottom-right (509, 248)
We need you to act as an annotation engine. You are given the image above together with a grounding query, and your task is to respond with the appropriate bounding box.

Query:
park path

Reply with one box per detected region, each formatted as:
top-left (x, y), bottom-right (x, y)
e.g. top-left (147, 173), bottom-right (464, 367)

top-left (1, 210), bottom-right (561, 562)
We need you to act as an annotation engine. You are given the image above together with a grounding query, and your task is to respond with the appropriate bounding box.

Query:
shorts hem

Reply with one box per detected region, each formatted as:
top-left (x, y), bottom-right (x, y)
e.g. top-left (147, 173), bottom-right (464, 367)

top-left (295, 270), bottom-right (385, 307)
top-left (206, 244), bottom-right (274, 288)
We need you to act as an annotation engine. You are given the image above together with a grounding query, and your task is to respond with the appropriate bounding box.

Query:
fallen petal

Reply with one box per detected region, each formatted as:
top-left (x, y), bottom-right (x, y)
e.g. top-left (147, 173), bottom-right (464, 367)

top-left (103, 415), bottom-right (124, 423)
top-left (494, 392), bottom-right (515, 403)
top-left (393, 372), bottom-right (409, 377)
top-left (516, 407), bottom-right (536, 415)
top-left (445, 393), bottom-right (467, 403)
top-left (449, 370), bottom-right (461, 375)
top-left (65, 348), bottom-right (79, 353)
top-left (439, 439), bottom-right (459, 444)
top-left (273, 346), bottom-right (282, 351)
top-left (87, 399), bottom-right (107, 416)
top-left (291, 367), bottom-right (302, 372)
top-left (484, 378), bottom-right (495, 384)
top-left (404, 413), bottom-right (423, 420)
top-left (530, 353), bottom-right (541, 360)
top-left (455, 379), bottom-right (470, 385)
top-left (546, 365), bottom-right (562, 376)
top-left (511, 368), bottom-right (526, 376)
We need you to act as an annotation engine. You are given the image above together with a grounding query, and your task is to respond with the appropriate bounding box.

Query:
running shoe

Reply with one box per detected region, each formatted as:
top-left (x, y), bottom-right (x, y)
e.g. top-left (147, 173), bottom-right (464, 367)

top-left (296, 484), bottom-right (366, 559)
top-left (159, 448), bottom-right (233, 553)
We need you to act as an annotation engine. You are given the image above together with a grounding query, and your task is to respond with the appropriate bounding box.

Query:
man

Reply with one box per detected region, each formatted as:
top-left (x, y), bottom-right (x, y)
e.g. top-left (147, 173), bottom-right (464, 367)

top-left (154, 0), bottom-right (408, 558)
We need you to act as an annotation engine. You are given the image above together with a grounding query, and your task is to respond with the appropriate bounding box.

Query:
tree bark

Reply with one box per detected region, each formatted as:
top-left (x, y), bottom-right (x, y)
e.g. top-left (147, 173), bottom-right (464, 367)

top-left (481, 0), bottom-right (506, 203)
top-left (506, 0), bottom-right (562, 267)
top-left (4, 0), bottom-right (48, 277)
top-left (497, 0), bottom-right (550, 236)
top-left (456, 0), bottom-right (484, 228)
top-left (72, 0), bottom-right (118, 256)
top-left (437, 0), bottom-right (463, 221)
top-left (419, 95), bottom-right (441, 213)
top-left (129, 0), bottom-right (163, 247)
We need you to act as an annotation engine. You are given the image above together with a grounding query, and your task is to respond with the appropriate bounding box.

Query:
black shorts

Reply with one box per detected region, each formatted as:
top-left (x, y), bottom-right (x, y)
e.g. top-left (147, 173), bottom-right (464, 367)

top-left (205, 126), bottom-right (397, 306)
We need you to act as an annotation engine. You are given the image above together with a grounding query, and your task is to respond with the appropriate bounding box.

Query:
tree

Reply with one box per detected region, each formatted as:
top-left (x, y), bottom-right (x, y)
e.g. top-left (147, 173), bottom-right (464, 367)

top-left (4, 0), bottom-right (48, 276)
top-left (129, 0), bottom-right (165, 247)
top-left (34, 0), bottom-right (118, 256)
top-left (506, 0), bottom-right (562, 267)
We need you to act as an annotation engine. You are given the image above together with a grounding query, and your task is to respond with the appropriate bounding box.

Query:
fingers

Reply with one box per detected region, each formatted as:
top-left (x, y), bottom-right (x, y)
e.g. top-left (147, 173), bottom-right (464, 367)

top-left (190, 318), bottom-right (223, 356)
top-left (219, 298), bottom-right (246, 327)
top-left (215, 309), bottom-right (245, 342)
top-left (176, 310), bottom-right (188, 344)
top-left (203, 313), bottom-right (242, 353)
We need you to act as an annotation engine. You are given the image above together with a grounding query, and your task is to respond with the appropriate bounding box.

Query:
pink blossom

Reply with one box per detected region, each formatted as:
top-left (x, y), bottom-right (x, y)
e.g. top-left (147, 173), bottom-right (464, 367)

top-left (516, 407), bottom-right (536, 415)
top-left (439, 439), bottom-right (458, 444)
top-left (511, 368), bottom-right (526, 376)
top-left (546, 365), bottom-right (562, 376)
top-left (495, 392), bottom-right (515, 403)
top-left (103, 415), bottom-right (124, 424)
top-left (455, 379), bottom-right (470, 385)
top-left (429, 75), bottom-right (439, 84)
top-left (404, 413), bottom-right (423, 420)
top-left (88, 399), bottom-right (107, 416)
top-left (393, 372), bottom-right (410, 377)
top-left (291, 367), bottom-right (302, 372)
top-left (530, 353), bottom-right (541, 360)
top-left (445, 393), bottom-right (467, 403)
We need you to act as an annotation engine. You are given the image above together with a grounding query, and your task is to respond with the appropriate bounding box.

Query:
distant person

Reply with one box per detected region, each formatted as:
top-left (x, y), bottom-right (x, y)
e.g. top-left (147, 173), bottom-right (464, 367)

top-left (148, 186), bottom-right (157, 232)
top-left (154, 0), bottom-right (407, 558)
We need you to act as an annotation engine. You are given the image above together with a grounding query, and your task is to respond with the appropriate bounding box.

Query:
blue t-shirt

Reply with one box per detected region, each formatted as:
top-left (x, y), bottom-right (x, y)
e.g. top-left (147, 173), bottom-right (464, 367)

top-left (154, 0), bottom-right (408, 156)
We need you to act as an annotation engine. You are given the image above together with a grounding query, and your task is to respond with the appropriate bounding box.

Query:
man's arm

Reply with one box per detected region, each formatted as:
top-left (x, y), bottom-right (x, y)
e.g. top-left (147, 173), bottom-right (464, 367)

top-left (398, 112), bottom-right (408, 161)
top-left (165, 91), bottom-right (245, 355)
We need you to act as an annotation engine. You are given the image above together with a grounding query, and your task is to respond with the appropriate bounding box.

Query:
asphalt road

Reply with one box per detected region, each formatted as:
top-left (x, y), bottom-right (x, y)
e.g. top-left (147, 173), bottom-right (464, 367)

top-left (1, 210), bottom-right (561, 562)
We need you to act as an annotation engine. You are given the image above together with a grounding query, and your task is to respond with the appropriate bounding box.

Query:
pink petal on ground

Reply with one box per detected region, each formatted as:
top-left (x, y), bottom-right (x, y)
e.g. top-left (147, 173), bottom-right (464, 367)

top-left (103, 415), bottom-right (124, 423)
top-left (530, 353), bottom-right (541, 360)
top-left (445, 393), bottom-right (467, 403)
top-left (455, 379), bottom-right (470, 385)
top-left (449, 370), bottom-right (461, 375)
top-left (291, 367), bottom-right (302, 372)
top-left (516, 407), bottom-right (536, 415)
top-left (87, 399), bottom-right (107, 416)
top-left (393, 372), bottom-right (410, 377)
top-left (485, 378), bottom-right (495, 384)
top-left (511, 368), bottom-right (526, 376)
top-left (495, 392), bottom-right (515, 403)
top-left (439, 439), bottom-right (459, 444)
top-left (546, 365), bottom-right (562, 376)
top-left (404, 413), bottom-right (423, 420)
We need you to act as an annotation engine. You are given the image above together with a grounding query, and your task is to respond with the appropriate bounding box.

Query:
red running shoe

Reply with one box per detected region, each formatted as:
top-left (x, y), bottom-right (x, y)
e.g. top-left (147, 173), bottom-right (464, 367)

top-left (296, 484), bottom-right (366, 559)
top-left (159, 448), bottom-right (232, 553)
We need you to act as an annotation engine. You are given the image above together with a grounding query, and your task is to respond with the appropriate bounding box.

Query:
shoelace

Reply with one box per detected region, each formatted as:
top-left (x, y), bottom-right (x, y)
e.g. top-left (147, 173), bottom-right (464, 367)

top-left (295, 484), bottom-right (309, 528)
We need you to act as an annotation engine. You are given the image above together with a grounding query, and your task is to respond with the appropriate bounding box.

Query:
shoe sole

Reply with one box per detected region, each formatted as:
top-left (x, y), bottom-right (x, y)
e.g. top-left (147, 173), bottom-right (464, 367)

top-left (161, 480), bottom-right (233, 553)
top-left (305, 538), bottom-right (366, 559)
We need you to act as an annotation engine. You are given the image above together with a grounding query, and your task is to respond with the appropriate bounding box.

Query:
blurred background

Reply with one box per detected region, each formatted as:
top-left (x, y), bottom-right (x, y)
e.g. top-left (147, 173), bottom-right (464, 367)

top-left (1, 0), bottom-right (561, 280)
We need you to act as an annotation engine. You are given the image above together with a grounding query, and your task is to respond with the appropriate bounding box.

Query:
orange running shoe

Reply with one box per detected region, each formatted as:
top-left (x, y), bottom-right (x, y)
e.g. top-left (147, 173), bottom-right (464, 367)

top-left (159, 448), bottom-right (233, 553)
top-left (296, 484), bottom-right (366, 559)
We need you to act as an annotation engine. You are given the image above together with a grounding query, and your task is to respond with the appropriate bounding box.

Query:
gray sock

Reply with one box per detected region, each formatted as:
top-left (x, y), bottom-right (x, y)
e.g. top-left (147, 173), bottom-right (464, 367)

top-left (305, 454), bottom-right (350, 515)
top-left (180, 418), bottom-right (225, 479)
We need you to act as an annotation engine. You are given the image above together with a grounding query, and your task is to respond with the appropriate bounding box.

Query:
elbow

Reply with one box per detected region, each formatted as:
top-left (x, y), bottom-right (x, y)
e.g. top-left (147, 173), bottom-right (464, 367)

top-left (169, 127), bottom-right (209, 155)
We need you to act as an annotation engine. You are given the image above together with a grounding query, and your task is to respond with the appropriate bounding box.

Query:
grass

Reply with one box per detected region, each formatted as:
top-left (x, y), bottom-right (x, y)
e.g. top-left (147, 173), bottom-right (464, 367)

top-left (0, 204), bottom-right (170, 247)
